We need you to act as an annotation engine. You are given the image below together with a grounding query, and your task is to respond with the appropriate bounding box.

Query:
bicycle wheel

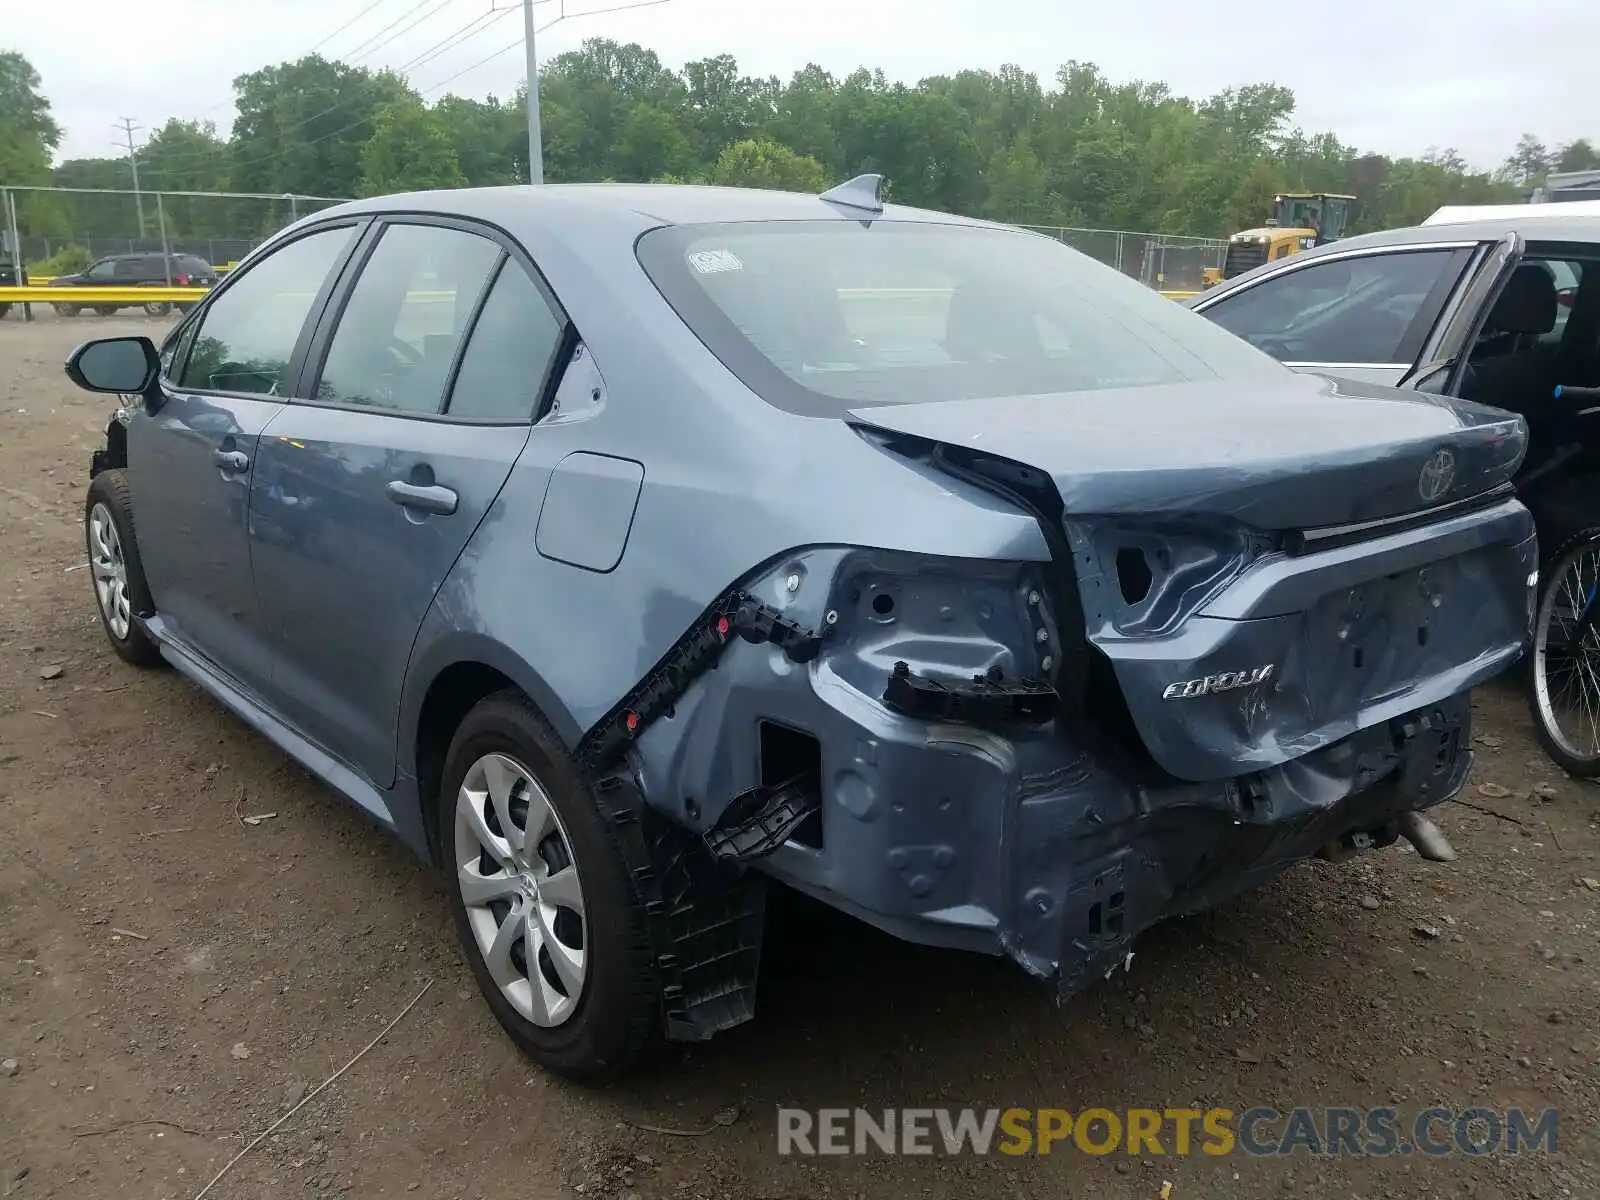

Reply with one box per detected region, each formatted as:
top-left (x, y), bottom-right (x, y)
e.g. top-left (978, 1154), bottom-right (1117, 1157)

top-left (1529, 527), bottom-right (1600, 776)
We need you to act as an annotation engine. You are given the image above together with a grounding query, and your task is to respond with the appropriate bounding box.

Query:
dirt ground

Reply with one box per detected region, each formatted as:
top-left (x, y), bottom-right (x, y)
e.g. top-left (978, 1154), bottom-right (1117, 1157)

top-left (1, 309), bottom-right (1597, 1200)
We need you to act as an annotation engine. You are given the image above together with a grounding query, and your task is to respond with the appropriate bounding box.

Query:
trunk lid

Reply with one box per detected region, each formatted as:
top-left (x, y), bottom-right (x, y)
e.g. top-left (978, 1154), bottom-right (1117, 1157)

top-left (847, 372), bottom-right (1525, 531)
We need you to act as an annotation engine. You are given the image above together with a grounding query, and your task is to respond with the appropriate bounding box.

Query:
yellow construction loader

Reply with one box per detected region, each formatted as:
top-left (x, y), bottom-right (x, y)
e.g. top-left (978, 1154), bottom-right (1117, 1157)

top-left (1200, 192), bottom-right (1355, 288)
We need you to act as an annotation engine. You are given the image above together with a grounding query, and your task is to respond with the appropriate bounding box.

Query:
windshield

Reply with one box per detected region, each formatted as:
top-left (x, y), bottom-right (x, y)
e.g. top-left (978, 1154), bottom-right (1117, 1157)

top-left (636, 220), bottom-right (1286, 416)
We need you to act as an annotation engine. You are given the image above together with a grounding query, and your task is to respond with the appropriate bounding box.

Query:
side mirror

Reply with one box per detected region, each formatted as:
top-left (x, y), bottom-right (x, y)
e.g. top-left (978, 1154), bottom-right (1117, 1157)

top-left (65, 336), bottom-right (160, 395)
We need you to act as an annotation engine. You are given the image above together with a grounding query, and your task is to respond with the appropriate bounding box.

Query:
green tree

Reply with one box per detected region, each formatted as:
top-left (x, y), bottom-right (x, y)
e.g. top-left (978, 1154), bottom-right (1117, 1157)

top-left (359, 99), bottom-right (466, 195)
top-left (1553, 139), bottom-right (1600, 174)
top-left (0, 50), bottom-right (64, 237)
top-left (1501, 134), bottom-right (1551, 185)
top-left (709, 138), bottom-right (827, 191)
top-left (228, 55), bottom-right (413, 197)
top-left (15, 39), bottom-right (1553, 244)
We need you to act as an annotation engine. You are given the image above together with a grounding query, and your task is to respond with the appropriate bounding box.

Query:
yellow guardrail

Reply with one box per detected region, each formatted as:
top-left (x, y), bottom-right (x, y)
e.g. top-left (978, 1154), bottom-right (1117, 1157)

top-left (0, 287), bottom-right (209, 303)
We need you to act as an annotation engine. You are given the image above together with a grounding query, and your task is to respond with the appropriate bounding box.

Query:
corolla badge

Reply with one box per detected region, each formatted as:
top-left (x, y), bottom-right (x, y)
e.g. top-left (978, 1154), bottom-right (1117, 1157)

top-left (1417, 447), bottom-right (1457, 504)
top-left (1162, 664), bottom-right (1275, 700)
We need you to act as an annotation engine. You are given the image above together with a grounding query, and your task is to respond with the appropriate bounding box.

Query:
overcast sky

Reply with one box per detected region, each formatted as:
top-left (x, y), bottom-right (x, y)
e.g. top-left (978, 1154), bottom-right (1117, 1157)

top-left (14, 0), bottom-right (1597, 169)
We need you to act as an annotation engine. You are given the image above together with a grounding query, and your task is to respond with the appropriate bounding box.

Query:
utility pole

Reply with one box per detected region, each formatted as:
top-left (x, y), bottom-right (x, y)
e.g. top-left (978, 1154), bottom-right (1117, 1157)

top-left (114, 118), bottom-right (147, 237)
top-left (522, 0), bottom-right (544, 184)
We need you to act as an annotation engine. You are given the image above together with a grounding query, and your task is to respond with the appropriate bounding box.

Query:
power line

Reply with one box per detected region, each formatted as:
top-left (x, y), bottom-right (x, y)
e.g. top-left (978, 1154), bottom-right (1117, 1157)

top-left (135, 0), bottom-right (671, 186)
top-left (341, 0), bottom-right (448, 59)
top-left (343, 0), bottom-right (465, 65)
top-left (138, 3), bottom-right (528, 181)
top-left (399, 4), bottom-right (517, 73)
top-left (310, 0), bottom-right (396, 53)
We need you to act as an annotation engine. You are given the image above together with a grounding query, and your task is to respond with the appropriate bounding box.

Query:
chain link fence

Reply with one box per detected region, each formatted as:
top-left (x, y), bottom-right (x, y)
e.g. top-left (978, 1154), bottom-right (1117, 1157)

top-left (0, 185), bottom-right (1225, 294)
top-left (1, 186), bottom-right (350, 276)
top-left (1019, 225), bottom-right (1226, 292)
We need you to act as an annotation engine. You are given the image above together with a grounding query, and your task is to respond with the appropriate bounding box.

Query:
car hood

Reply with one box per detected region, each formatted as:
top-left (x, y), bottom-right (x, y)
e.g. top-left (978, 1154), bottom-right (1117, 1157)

top-left (847, 372), bottom-right (1526, 531)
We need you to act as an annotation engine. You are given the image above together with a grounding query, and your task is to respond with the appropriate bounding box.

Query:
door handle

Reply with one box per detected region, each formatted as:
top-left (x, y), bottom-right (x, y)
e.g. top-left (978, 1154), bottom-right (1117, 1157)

top-left (213, 449), bottom-right (250, 472)
top-left (386, 480), bottom-right (458, 516)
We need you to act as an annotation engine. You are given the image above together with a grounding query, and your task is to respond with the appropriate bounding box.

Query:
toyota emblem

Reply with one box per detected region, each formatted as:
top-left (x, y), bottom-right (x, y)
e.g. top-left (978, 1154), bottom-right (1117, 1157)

top-left (1417, 447), bottom-right (1456, 504)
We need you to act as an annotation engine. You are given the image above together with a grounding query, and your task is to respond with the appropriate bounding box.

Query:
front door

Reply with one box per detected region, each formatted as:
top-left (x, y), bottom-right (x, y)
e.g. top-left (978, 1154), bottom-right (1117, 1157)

top-left (247, 220), bottom-right (570, 788)
top-left (1195, 244), bottom-right (1477, 387)
top-left (129, 222), bottom-right (363, 695)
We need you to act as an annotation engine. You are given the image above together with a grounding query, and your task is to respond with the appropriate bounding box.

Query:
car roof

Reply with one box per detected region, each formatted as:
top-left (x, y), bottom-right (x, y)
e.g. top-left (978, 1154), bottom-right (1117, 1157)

top-left (1199, 210), bottom-right (1600, 299)
top-left (311, 182), bottom-right (1003, 235)
top-left (1325, 213), bottom-right (1600, 252)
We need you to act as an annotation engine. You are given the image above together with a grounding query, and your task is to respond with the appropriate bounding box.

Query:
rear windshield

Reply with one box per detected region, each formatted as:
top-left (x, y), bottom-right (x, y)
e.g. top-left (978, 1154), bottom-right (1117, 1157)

top-left (636, 220), bottom-right (1286, 416)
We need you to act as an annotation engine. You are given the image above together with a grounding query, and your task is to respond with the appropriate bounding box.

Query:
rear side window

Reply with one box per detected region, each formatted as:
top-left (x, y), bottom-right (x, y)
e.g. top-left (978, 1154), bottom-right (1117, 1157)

top-left (1203, 249), bottom-right (1465, 365)
top-left (313, 222), bottom-right (502, 414)
top-left (446, 261), bottom-right (567, 421)
top-left (636, 220), bottom-right (1285, 416)
top-left (178, 225), bottom-right (356, 396)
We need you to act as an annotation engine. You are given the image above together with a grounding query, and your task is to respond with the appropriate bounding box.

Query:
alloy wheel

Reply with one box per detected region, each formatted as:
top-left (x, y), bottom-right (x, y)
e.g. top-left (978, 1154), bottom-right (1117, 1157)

top-left (453, 753), bottom-right (587, 1027)
top-left (88, 502), bottom-right (131, 640)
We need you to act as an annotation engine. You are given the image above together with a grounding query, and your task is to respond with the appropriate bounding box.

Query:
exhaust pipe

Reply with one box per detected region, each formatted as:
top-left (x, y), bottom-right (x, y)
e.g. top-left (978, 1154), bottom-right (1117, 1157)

top-left (1398, 811), bottom-right (1457, 862)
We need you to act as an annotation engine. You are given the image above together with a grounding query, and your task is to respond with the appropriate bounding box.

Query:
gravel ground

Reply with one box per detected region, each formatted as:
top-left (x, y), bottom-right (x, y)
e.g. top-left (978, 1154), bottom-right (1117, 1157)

top-left (2, 312), bottom-right (1597, 1200)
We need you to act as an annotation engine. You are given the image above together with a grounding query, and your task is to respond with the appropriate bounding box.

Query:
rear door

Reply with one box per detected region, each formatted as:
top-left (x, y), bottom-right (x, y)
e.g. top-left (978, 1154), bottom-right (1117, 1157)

top-left (247, 216), bottom-right (570, 788)
top-left (130, 220), bottom-right (365, 695)
top-left (1407, 232), bottom-right (1525, 393)
top-left (1194, 244), bottom-right (1478, 386)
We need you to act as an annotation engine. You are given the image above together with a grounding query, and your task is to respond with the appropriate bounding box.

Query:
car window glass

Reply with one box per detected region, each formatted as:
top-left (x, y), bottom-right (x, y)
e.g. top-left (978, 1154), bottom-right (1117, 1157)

top-left (637, 221), bottom-right (1287, 417)
top-left (85, 260), bottom-right (117, 280)
top-left (1541, 259), bottom-right (1584, 345)
top-left (159, 314), bottom-right (200, 380)
top-left (446, 261), bottom-right (566, 421)
top-left (314, 223), bottom-right (502, 414)
top-left (1204, 250), bottom-right (1459, 364)
top-left (178, 225), bottom-right (355, 396)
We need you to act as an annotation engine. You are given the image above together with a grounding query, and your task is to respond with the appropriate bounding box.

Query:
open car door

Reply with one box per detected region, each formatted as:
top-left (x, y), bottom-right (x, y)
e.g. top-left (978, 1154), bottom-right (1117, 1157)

top-left (1402, 231), bottom-right (1523, 394)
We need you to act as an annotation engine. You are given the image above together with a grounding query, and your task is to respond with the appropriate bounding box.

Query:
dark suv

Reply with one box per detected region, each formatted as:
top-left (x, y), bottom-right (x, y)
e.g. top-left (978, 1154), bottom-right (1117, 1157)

top-left (47, 252), bottom-right (217, 317)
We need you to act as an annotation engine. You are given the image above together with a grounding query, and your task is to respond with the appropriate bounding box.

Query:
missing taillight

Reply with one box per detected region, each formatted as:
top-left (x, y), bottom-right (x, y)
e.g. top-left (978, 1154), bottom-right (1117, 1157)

top-left (759, 720), bottom-right (822, 848)
top-left (1115, 546), bottom-right (1153, 605)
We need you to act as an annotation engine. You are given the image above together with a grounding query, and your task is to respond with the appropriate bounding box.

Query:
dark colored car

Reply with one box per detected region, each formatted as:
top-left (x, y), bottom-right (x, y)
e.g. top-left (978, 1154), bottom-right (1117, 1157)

top-left (48, 252), bottom-right (217, 317)
top-left (0, 259), bottom-right (16, 319)
top-left (62, 179), bottom-right (1535, 1080)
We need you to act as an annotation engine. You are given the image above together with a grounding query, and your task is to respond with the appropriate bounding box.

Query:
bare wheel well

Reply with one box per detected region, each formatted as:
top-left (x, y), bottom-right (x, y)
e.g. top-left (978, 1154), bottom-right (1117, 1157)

top-left (91, 419), bottom-right (128, 476)
top-left (415, 661), bottom-right (517, 864)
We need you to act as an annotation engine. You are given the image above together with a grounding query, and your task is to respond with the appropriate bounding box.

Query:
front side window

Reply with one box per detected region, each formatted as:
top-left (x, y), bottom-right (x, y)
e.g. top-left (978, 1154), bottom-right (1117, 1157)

top-left (313, 223), bottom-right (502, 414)
top-left (178, 224), bottom-right (356, 396)
top-left (445, 262), bottom-right (567, 421)
top-left (1203, 249), bottom-right (1464, 365)
top-left (637, 221), bottom-right (1286, 416)
top-left (85, 259), bottom-right (117, 280)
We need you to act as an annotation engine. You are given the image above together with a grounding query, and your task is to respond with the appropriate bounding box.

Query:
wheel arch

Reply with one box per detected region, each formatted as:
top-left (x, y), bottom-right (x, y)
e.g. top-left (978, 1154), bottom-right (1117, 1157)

top-left (91, 414), bottom-right (128, 477)
top-left (402, 634), bottom-right (583, 866)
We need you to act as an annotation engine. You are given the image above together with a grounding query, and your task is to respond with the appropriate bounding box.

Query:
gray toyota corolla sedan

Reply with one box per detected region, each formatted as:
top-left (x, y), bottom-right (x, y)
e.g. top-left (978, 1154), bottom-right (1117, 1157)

top-left (65, 177), bottom-right (1536, 1079)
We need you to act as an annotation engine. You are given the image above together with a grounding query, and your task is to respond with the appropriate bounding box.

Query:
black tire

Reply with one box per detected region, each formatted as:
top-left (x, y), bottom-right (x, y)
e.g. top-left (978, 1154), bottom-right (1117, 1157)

top-left (0, 302), bottom-right (11, 320)
top-left (93, 305), bottom-right (120, 317)
top-left (438, 690), bottom-right (659, 1080)
top-left (1527, 527), bottom-right (1600, 777)
top-left (144, 301), bottom-right (173, 317)
top-left (84, 470), bottom-right (164, 668)
top-left (54, 301), bottom-right (80, 317)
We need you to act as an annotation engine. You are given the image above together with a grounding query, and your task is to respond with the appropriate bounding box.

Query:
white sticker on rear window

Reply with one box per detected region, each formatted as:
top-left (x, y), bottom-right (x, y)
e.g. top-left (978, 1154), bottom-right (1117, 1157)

top-left (688, 249), bottom-right (743, 275)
